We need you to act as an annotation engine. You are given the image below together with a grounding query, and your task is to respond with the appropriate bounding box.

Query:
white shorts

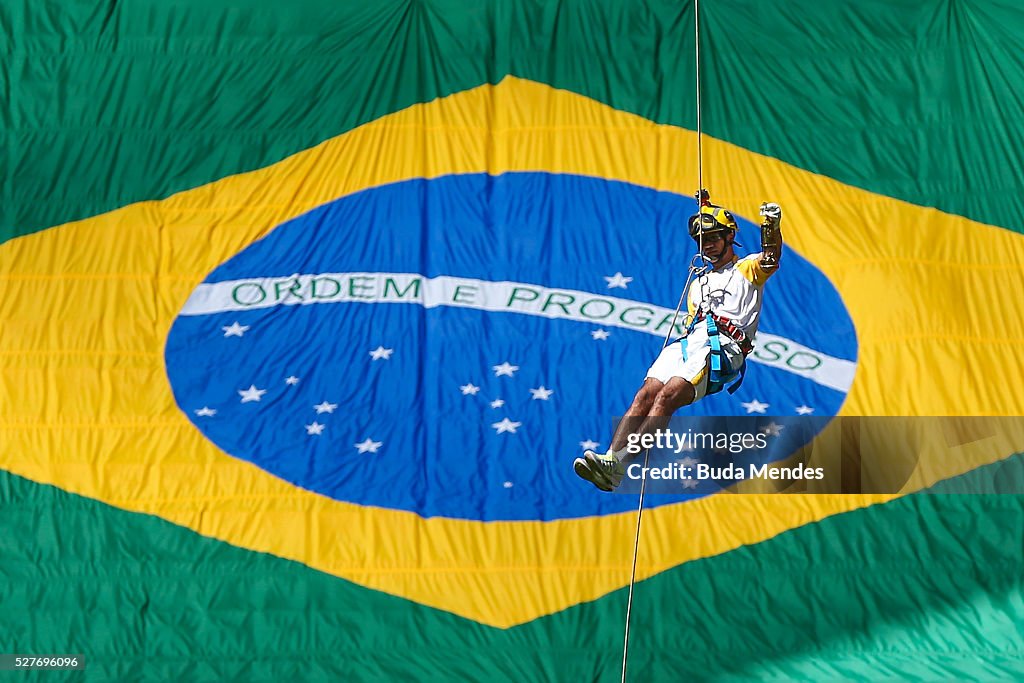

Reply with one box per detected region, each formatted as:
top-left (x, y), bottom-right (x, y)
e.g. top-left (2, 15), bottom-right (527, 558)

top-left (645, 324), bottom-right (745, 400)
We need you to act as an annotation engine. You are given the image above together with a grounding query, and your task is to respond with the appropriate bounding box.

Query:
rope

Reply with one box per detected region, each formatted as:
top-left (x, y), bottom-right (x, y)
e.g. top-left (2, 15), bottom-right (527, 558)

top-left (695, 0), bottom-right (704, 209)
top-left (693, 0), bottom-right (712, 322)
top-left (619, 262), bottom-right (706, 683)
top-left (619, 282), bottom-right (682, 683)
top-left (620, 2), bottom-right (705, 682)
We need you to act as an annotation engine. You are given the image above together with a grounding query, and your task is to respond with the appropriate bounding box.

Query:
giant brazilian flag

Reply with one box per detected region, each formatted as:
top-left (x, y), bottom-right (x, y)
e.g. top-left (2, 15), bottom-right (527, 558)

top-left (3, 0), bottom-right (1024, 680)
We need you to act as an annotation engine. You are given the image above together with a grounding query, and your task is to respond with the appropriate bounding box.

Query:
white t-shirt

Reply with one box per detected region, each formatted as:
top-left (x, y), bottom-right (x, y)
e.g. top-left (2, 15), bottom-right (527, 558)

top-left (687, 254), bottom-right (776, 338)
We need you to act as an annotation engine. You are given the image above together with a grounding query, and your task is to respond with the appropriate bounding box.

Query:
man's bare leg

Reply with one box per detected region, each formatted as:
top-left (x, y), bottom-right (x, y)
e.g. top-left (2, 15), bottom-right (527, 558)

top-left (609, 376), bottom-right (697, 455)
top-left (575, 376), bottom-right (699, 491)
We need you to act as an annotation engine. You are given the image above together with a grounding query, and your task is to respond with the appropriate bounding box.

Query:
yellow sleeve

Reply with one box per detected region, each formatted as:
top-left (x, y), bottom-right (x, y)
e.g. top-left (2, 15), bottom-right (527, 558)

top-left (736, 254), bottom-right (775, 287)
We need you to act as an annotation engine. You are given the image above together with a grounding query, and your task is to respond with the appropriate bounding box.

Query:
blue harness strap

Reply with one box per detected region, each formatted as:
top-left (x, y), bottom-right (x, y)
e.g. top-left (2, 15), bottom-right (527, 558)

top-left (705, 315), bottom-right (746, 396)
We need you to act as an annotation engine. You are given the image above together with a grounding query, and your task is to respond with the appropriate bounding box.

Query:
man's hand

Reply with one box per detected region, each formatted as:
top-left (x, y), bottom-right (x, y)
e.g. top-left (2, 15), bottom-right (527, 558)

top-left (759, 202), bottom-right (782, 226)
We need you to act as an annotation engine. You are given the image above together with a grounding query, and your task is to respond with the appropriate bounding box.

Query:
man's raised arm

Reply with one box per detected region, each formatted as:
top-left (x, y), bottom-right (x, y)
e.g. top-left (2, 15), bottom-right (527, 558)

top-left (758, 202), bottom-right (783, 271)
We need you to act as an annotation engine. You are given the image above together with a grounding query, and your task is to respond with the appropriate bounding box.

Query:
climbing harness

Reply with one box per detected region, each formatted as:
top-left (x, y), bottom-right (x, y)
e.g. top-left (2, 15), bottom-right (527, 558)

top-left (696, 311), bottom-right (754, 356)
top-left (701, 313), bottom-right (747, 395)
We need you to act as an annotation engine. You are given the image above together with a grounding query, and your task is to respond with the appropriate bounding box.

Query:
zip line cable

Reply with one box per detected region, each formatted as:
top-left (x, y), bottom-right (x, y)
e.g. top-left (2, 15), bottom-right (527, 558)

top-left (620, 2), bottom-right (705, 681)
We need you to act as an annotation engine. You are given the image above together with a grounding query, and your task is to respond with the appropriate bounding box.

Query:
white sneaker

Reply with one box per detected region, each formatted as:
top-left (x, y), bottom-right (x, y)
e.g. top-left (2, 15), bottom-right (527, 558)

top-left (573, 450), bottom-right (625, 491)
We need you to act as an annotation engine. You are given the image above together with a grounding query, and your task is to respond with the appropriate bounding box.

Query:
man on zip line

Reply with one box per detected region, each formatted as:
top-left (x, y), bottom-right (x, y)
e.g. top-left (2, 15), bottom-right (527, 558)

top-left (574, 197), bottom-right (784, 492)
